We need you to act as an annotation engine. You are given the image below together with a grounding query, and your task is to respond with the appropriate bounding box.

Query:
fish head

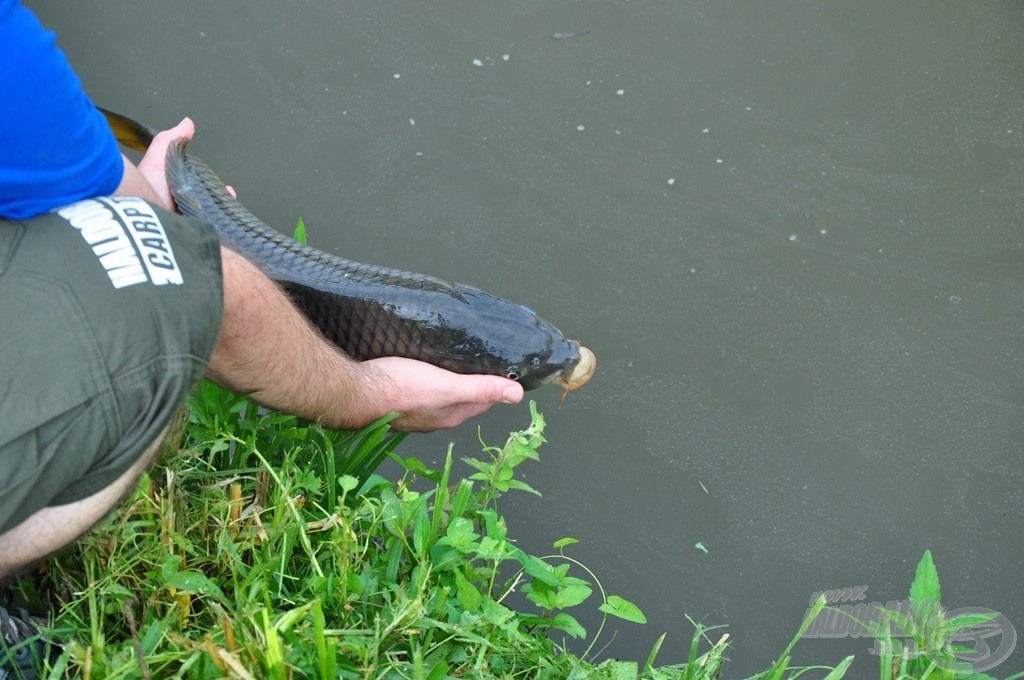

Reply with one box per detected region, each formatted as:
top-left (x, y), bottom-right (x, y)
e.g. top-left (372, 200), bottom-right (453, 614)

top-left (448, 285), bottom-right (595, 392)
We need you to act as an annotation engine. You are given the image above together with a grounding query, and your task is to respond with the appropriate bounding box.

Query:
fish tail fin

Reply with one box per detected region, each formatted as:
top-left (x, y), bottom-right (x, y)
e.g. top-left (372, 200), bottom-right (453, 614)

top-left (97, 107), bottom-right (157, 152)
top-left (164, 139), bottom-right (205, 220)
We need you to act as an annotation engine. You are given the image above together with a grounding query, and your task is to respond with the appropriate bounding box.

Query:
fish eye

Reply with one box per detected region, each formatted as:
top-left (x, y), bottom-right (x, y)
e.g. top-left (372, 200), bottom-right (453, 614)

top-left (505, 368), bottom-right (521, 380)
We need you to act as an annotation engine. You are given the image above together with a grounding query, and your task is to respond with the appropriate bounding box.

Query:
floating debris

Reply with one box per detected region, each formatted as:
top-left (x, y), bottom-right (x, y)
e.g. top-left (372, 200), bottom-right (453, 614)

top-left (577, 124), bottom-right (585, 131)
top-left (698, 480), bottom-right (708, 495)
top-left (393, 73), bottom-right (400, 79)
top-left (502, 54), bottom-right (510, 61)
top-left (616, 89), bottom-right (624, 96)
top-left (551, 30), bottom-right (590, 40)
top-left (667, 178), bottom-right (676, 186)
top-left (472, 58), bottom-right (483, 66)
top-left (695, 542), bottom-right (708, 554)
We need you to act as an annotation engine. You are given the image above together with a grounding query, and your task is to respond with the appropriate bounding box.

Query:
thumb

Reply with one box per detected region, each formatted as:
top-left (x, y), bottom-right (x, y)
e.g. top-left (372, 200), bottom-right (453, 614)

top-left (468, 376), bottom-right (523, 405)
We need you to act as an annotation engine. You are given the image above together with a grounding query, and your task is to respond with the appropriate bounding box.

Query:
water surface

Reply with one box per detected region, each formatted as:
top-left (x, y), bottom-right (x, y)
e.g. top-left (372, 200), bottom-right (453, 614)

top-left (32, 0), bottom-right (1024, 673)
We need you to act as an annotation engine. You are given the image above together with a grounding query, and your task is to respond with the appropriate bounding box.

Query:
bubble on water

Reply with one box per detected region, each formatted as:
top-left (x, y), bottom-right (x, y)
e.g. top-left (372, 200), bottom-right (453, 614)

top-left (502, 54), bottom-right (510, 61)
top-left (702, 128), bottom-right (709, 133)
top-left (616, 89), bottom-right (624, 96)
top-left (472, 59), bottom-right (483, 66)
top-left (409, 118), bottom-right (415, 126)
top-left (788, 234), bottom-right (798, 242)
top-left (715, 158), bottom-right (723, 164)
top-left (950, 295), bottom-right (962, 304)
top-left (393, 73), bottom-right (400, 79)
top-left (820, 228), bottom-right (827, 235)
top-left (577, 124), bottom-right (585, 131)
top-left (667, 178), bottom-right (675, 185)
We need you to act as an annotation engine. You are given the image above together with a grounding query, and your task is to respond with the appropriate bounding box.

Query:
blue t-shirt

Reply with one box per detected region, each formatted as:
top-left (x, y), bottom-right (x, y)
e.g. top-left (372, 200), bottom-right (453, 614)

top-left (0, 0), bottom-right (123, 219)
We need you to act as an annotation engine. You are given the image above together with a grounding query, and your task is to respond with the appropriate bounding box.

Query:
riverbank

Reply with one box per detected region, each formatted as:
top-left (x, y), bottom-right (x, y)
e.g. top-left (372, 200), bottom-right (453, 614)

top-left (3, 383), bottom-right (998, 679)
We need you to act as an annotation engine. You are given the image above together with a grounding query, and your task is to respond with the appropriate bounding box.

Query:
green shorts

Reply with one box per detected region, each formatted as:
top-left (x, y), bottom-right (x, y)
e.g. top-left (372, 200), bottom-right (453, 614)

top-left (0, 197), bottom-right (223, 534)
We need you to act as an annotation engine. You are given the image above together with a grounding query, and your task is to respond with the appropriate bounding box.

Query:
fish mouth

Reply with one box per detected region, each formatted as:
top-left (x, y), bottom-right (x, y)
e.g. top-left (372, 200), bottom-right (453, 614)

top-left (553, 344), bottom-right (596, 400)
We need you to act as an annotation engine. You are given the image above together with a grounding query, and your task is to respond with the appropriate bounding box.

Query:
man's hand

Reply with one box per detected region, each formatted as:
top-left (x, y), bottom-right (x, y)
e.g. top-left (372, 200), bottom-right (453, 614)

top-left (364, 356), bottom-right (523, 431)
top-left (136, 117), bottom-right (195, 209)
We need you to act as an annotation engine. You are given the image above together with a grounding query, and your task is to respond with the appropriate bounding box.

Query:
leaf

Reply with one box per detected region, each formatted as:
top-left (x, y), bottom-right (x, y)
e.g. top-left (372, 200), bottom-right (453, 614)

top-left (553, 583), bottom-right (593, 609)
top-left (593, 659), bottom-right (638, 680)
top-left (511, 549), bottom-right (562, 587)
top-left (942, 610), bottom-right (999, 636)
top-left (553, 537), bottom-right (579, 550)
top-left (425, 662), bottom-right (449, 680)
top-left (159, 555), bottom-right (228, 606)
top-left (443, 517), bottom-right (479, 551)
top-left (945, 611), bottom-right (998, 627)
top-left (506, 479), bottom-right (542, 496)
top-left (599, 595), bottom-right (647, 624)
top-left (909, 549), bottom-right (941, 608)
top-left (460, 457), bottom-right (492, 474)
top-left (412, 503), bottom-right (431, 558)
top-left (393, 455), bottom-right (442, 482)
top-left (642, 632), bottom-right (666, 674)
top-left (695, 542), bottom-right (708, 554)
top-left (293, 217), bottom-right (308, 244)
top-left (821, 655), bottom-right (855, 679)
top-left (550, 612), bottom-right (587, 639)
top-left (453, 569), bottom-right (482, 612)
top-left (524, 580), bottom-right (558, 610)
top-left (337, 474), bottom-right (358, 493)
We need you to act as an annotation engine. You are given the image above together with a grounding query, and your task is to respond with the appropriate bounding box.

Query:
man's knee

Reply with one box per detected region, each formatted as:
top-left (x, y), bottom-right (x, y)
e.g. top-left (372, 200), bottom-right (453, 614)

top-left (0, 201), bottom-right (222, 570)
top-left (0, 428), bottom-right (167, 580)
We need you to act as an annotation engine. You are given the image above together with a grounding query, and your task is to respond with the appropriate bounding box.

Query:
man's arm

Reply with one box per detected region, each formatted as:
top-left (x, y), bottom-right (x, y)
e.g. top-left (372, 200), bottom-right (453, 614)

top-left (119, 119), bottom-right (524, 432)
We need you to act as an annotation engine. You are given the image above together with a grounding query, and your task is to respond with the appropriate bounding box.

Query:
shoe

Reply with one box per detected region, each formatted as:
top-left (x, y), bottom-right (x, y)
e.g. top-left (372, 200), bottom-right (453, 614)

top-left (0, 607), bottom-right (53, 680)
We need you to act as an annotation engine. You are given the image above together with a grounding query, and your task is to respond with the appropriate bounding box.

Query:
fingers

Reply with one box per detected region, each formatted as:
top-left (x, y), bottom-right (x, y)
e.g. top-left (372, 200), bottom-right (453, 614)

top-left (146, 117), bottom-right (195, 162)
top-left (475, 376), bottom-right (523, 406)
top-left (365, 357), bottom-right (524, 432)
top-left (136, 117), bottom-right (195, 210)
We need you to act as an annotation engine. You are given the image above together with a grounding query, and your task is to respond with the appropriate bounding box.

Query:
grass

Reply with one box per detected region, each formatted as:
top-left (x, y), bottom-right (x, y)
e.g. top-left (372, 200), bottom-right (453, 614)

top-left (0, 381), bottom-right (1007, 678)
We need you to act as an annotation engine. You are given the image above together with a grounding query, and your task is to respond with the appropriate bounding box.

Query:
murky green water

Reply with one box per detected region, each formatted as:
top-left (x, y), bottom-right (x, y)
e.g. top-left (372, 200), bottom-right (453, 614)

top-left (33, 0), bottom-right (1024, 673)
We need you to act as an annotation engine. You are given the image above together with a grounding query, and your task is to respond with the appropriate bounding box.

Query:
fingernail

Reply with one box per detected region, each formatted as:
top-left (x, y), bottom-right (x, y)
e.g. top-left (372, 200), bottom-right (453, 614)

top-left (502, 385), bottom-right (521, 404)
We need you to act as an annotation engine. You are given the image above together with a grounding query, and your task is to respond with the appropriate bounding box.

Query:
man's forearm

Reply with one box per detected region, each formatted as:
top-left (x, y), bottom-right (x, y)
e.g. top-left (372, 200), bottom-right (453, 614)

top-left (206, 247), bottom-right (386, 429)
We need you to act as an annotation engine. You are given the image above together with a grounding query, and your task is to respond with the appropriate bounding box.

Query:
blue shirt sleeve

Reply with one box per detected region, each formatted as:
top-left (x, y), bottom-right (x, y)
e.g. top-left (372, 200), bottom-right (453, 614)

top-left (0, 0), bottom-right (124, 219)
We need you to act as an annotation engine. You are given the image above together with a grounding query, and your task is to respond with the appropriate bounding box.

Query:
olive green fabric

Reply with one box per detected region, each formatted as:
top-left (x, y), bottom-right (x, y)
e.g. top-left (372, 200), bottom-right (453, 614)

top-left (0, 197), bottom-right (222, 534)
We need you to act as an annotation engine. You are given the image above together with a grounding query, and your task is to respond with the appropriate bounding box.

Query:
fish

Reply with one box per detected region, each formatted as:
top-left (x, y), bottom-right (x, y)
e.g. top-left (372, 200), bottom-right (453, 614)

top-left (99, 108), bottom-right (596, 395)
top-left (550, 31), bottom-right (590, 40)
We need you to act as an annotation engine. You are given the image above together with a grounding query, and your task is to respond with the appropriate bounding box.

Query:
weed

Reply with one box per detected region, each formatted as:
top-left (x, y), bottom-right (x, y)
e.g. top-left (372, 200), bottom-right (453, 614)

top-left (3, 383), bottom-right (848, 678)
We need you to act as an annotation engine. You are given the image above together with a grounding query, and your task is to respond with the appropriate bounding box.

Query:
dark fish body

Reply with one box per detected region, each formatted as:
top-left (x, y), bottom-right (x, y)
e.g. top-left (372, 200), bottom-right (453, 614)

top-left (100, 109), bottom-right (593, 391)
top-left (550, 30), bottom-right (590, 40)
